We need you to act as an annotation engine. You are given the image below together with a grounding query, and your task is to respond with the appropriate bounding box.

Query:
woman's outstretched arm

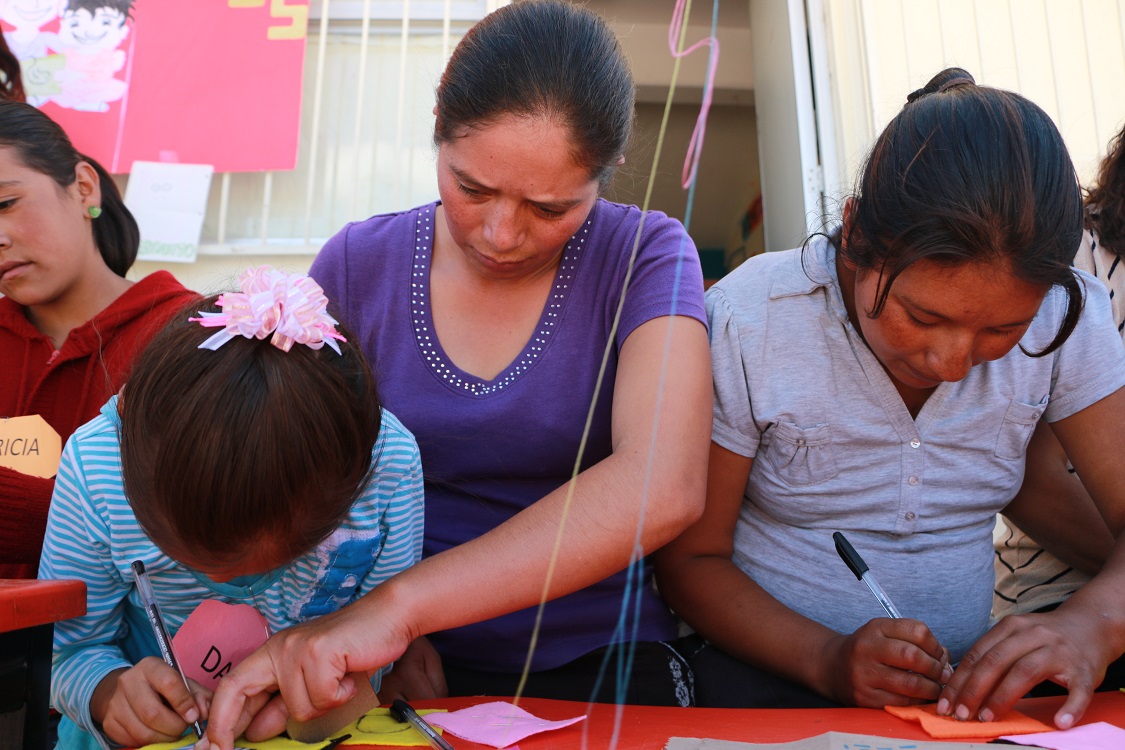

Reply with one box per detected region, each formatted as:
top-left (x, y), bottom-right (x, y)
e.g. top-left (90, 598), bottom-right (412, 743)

top-left (201, 315), bottom-right (712, 749)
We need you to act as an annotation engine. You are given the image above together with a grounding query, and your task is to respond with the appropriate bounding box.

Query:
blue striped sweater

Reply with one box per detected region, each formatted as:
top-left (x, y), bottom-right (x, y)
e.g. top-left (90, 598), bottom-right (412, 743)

top-left (39, 396), bottom-right (424, 749)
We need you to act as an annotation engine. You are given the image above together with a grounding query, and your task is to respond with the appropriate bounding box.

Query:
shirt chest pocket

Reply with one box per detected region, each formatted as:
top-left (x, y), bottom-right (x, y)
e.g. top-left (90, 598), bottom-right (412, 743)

top-left (761, 421), bottom-right (839, 486)
top-left (994, 397), bottom-right (1048, 461)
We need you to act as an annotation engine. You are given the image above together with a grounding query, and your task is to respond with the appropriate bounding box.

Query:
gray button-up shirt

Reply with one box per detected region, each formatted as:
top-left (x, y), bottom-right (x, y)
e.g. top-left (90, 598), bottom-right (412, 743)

top-left (708, 235), bottom-right (1125, 660)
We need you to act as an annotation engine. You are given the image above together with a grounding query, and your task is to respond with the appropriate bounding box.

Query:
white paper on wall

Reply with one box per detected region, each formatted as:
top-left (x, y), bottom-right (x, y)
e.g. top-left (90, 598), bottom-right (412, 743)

top-left (125, 161), bottom-right (214, 263)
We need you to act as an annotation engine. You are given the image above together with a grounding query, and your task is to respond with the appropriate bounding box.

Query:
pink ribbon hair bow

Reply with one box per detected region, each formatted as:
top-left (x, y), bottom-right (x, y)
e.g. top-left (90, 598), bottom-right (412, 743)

top-left (191, 266), bottom-right (346, 354)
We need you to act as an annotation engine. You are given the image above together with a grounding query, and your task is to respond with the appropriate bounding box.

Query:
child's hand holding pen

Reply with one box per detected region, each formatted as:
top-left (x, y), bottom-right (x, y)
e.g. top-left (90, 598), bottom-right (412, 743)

top-left (88, 657), bottom-right (212, 747)
top-left (89, 658), bottom-right (287, 747)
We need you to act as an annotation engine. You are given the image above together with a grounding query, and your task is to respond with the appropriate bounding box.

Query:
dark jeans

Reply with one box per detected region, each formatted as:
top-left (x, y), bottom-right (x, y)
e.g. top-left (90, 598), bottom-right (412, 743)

top-left (443, 638), bottom-right (696, 706)
top-left (685, 636), bottom-right (842, 709)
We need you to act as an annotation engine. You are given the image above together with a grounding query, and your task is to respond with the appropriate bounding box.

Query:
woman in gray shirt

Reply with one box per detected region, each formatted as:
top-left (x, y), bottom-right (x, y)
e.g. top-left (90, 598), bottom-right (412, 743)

top-left (657, 68), bottom-right (1125, 732)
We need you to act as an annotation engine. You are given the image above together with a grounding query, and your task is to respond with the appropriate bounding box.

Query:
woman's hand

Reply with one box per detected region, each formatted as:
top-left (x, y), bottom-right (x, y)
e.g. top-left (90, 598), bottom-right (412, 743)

top-left (982, 386), bottom-right (1125, 729)
top-left (377, 636), bottom-right (448, 702)
top-left (201, 591), bottom-right (416, 750)
top-left (90, 658), bottom-right (210, 746)
top-left (938, 608), bottom-right (1115, 728)
top-left (819, 619), bottom-right (951, 707)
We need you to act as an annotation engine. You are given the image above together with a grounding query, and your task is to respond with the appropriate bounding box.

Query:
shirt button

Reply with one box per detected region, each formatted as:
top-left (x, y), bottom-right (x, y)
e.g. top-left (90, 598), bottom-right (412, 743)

top-left (908, 476), bottom-right (919, 485)
top-left (905, 511), bottom-right (916, 520)
top-left (910, 439), bottom-right (921, 448)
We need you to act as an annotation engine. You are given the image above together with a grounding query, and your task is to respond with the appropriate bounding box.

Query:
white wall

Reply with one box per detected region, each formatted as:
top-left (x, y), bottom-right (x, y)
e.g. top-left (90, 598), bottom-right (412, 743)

top-left (749, 0), bottom-right (823, 252)
top-left (820, 0), bottom-right (1125, 203)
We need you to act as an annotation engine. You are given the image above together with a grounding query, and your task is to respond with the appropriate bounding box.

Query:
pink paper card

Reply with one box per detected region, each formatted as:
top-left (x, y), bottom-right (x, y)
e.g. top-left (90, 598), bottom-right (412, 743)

top-left (171, 599), bottom-right (270, 688)
top-left (1000, 721), bottom-right (1125, 750)
top-left (426, 701), bottom-right (585, 749)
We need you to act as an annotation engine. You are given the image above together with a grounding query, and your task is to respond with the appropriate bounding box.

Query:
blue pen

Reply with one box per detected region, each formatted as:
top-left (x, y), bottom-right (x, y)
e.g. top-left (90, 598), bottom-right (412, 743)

top-left (131, 560), bottom-right (205, 739)
top-left (832, 531), bottom-right (904, 619)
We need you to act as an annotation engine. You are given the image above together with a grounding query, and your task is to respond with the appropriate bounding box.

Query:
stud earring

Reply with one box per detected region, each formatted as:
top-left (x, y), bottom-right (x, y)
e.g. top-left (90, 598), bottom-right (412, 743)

top-left (88, 206), bottom-right (102, 219)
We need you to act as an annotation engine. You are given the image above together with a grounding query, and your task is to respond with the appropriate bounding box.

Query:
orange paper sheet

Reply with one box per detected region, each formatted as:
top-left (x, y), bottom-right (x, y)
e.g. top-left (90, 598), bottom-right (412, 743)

top-left (884, 703), bottom-right (1052, 739)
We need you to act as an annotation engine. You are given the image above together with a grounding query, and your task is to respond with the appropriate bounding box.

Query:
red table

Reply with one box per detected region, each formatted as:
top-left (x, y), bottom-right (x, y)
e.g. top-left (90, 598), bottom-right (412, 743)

top-left (406, 692), bottom-right (1125, 749)
top-left (0, 579), bottom-right (86, 750)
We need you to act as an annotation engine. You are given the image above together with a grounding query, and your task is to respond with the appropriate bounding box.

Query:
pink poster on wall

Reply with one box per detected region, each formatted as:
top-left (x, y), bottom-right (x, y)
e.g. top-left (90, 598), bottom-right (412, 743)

top-left (1, 0), bottom-right (309, 173)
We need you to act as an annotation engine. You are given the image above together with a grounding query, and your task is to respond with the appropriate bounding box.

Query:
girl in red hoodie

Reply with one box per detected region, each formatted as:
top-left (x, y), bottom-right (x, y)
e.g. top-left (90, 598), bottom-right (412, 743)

top-left (0, 100), bottom-right (195, 577)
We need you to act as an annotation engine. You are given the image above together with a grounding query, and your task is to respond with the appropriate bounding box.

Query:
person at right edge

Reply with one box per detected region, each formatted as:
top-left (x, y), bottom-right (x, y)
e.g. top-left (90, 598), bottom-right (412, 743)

top-left (655, 69), bottom-right (1125, 730)
top-left (993, 119), bottom-right (1125, 693)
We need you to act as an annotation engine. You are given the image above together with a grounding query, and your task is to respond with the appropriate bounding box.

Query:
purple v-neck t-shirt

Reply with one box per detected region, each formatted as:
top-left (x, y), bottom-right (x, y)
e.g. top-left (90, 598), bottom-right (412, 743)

top-left (311, 199), bottom-right (706, 671)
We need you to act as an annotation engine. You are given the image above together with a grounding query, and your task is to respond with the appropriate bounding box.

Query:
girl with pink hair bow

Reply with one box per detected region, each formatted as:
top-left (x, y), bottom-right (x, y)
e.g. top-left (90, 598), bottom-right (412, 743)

top-left (38, 267), bottom-right (425, 749)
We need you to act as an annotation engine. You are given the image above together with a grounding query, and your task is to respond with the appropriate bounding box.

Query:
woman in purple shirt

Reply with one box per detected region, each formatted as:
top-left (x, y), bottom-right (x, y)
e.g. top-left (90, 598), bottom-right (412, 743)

top-left (202, 2), bottom-right (710, 740)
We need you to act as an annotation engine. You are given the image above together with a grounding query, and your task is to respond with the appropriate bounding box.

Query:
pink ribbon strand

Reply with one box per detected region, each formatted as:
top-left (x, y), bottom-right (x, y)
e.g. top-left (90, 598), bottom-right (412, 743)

top-left (669, 0), bottom-right (720, 189)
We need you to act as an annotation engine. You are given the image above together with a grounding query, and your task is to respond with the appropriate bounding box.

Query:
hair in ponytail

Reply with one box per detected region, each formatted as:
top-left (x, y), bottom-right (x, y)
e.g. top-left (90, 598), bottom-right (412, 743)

top-left (840, 67), bottom-right (1084, 356)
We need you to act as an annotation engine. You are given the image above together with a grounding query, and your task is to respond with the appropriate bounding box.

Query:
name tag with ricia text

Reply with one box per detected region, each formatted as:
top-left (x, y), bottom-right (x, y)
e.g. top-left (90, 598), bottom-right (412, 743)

top-left (0, 415), bottom-right (62, 478)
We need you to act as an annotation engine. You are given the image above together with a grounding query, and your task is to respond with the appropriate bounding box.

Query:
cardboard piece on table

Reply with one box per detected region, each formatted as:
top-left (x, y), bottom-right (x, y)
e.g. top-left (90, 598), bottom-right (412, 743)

top-left (285, 673), bottom-right (379, 743)
top-left (0, 415), bottom-right (61, 478)
top-left (171, 599), bottom-right (270, 688)
top-left (125, 160), bottom-right (213, 263)
top-left (426, 700), bottom-right (584, 748)
top-left (1000, 720), bottom-right (1125, 750)
top-left (665, 732), bottom-right (1010, 750)
top-left (885, 702), bottom-right (1052, 739)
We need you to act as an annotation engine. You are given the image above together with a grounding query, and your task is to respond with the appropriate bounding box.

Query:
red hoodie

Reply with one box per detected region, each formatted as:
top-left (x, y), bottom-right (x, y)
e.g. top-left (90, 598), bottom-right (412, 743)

top-left (0, 270), bottom-right (197, 577)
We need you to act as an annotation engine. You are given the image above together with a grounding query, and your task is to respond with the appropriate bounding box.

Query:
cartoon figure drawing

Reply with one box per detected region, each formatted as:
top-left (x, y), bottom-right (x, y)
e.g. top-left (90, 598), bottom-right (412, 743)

top-left (0, 0), bottom-right (63, 57)
top-left (0, 0), bottom-right (66, 103)
top-left (50, 0), bottom-right (134, 112)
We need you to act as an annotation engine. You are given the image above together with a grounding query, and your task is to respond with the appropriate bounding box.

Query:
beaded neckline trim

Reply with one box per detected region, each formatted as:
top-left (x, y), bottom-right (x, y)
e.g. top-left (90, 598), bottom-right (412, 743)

top-left (410, 203), bottom-right (592, 397)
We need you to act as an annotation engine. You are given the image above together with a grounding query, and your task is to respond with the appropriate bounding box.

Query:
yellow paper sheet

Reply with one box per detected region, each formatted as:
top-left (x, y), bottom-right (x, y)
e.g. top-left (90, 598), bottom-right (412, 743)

top-left (137, 707), bottom-right (448, 749)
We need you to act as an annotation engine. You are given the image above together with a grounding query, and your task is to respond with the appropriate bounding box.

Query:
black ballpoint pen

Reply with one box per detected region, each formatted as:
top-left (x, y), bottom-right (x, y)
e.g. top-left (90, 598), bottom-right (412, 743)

top-left (390, 699), bottom-right (455, 750)
top-left (131, 560), bottom-right (205, 739)
top-left (832, 531), bottom-right (905, 619)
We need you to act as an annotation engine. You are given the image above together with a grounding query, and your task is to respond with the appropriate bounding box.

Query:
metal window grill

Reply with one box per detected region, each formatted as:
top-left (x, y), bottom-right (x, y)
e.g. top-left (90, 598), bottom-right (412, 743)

top-left (194, 0), bottom-right (506, 257)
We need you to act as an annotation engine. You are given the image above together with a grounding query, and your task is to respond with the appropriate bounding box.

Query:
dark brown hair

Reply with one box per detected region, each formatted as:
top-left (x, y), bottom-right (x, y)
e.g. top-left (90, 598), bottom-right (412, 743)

top-left (433, 0), bottom-right (634, 187)
top-left (839, 67), bottom-right (1084, 356)
top-left (66, 0), bottom-right (135, 22)
top-left (0, 99), bottom-right (138, 275)
top-left (1085, 122), bottom-right (1125, 254)
top-left (120, 295), bottom-right (382, 569)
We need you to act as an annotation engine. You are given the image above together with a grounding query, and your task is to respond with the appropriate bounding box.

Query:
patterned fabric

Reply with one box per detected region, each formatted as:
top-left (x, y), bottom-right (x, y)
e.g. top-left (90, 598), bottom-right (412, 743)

top-left (1076, 229), bottom-right (1125, 334)
top-left (994, 229), bottom-right (1125, 617)
top-left (39, 397), bottom-right (424, 750)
